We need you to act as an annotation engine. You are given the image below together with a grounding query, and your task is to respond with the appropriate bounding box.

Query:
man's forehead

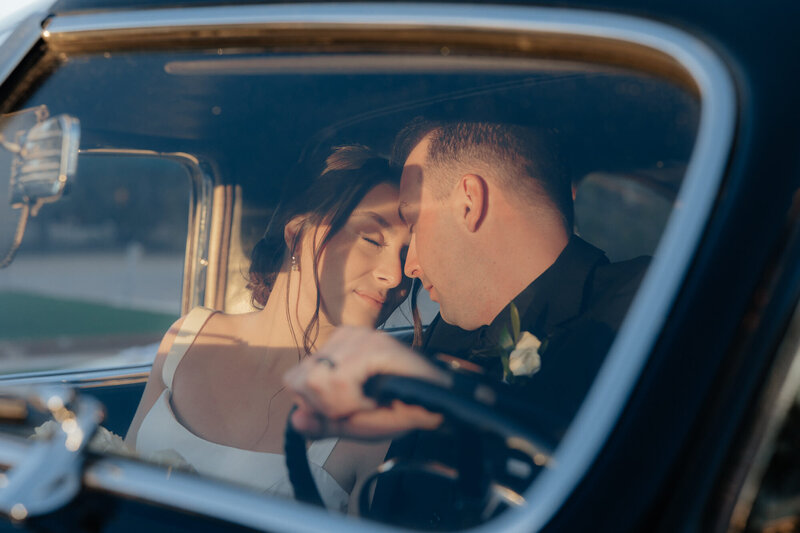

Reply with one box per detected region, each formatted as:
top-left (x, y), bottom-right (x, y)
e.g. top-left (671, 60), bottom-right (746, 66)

top-left (399, 165), bottom-right (422, 200)
top-left (400, 151), bottom-right (426, 204)
top-left (399, 135), bottom-right (430, 206)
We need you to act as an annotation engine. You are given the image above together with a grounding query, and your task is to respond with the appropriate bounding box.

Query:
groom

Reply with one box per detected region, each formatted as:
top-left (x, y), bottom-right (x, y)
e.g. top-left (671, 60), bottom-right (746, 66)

top-left (285, 120), bottom-right (648, 524)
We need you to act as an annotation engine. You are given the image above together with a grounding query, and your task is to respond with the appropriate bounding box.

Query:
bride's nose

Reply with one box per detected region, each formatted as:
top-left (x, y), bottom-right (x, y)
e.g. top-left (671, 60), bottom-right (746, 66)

top-left (373, 249), bottom-right (403, 288)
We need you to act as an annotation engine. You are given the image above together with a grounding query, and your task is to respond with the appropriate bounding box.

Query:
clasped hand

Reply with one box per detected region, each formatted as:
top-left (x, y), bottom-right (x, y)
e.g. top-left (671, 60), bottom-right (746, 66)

top-left (284, 327), bottom-right (448, 440)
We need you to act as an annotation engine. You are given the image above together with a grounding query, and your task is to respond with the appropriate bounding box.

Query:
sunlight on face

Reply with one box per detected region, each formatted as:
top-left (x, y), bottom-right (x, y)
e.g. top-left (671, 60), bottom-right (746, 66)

top-left (317, 183), bottom-right (411, 327)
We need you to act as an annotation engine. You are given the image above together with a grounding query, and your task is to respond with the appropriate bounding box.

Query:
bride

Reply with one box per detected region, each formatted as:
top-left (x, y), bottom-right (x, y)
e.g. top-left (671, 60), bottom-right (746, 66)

top-left (125, 145), bottom-right (411, 513)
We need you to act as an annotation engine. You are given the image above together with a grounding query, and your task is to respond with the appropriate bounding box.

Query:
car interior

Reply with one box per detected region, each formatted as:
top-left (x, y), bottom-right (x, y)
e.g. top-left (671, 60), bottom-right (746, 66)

top-left (0, 40), bottom-right (701, 523)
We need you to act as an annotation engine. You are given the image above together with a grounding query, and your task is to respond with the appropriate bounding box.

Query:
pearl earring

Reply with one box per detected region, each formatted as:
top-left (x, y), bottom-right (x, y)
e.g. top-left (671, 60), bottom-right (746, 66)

top-left (291, 255), bottom-right (299, 271)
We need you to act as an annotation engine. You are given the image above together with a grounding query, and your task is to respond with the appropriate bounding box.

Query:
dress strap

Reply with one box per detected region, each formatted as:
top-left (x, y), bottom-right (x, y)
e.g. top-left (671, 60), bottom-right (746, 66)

top-left (162, 307), bottom-right (216, 391)
top-left (307, 438), bottom-right (338, 466)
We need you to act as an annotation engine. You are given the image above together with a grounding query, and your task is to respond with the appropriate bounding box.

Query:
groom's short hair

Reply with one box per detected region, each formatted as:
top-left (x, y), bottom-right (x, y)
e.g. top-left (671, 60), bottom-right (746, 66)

top-left (391, 118), bottom-right (573, 231)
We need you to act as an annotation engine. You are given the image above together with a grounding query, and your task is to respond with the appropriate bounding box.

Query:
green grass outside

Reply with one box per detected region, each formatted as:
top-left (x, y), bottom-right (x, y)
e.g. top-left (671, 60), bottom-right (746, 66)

top-left (0, 291), bottom-right (177, 340)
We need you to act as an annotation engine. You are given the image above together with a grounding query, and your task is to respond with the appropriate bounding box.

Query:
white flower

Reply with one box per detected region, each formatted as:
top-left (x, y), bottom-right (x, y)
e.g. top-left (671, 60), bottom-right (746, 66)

top-left (508, 331), bottom-right (542, 377)
top-left (31, 421), bottom-right (135, 455)
top-left (88, 426), bottom-right (135, 455)
top-left (86, 427), bottom-right (192, 470)
top-left (29, 422), bottom-right (193, 471)
top-left (31, 419), bottom-right (58, 439)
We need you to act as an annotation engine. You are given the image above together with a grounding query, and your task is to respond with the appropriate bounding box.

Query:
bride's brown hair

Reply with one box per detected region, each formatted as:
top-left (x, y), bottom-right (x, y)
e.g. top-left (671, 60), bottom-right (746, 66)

top-left (247, 145), bottom-right (408, 354)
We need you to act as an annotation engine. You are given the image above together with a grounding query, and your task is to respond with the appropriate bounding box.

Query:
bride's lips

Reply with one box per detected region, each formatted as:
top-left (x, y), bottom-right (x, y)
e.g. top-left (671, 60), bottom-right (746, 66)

top-left (354, 290), bottom-right (385, 310)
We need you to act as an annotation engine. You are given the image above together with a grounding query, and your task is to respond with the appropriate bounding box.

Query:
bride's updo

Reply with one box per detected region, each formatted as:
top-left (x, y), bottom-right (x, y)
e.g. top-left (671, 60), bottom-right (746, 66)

top-left (246, 145), bottom-right (402, 351)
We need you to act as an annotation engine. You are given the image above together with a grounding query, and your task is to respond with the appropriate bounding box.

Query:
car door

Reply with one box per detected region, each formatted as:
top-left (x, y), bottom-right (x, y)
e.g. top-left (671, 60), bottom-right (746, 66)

top-left (2, 1), bottom-right (790, 532)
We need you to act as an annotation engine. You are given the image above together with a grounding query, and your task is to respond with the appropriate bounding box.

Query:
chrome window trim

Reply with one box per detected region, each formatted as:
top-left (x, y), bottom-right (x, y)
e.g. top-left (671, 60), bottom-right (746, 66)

top-left (6, 4), bottom-right (735, 532)
top-left (0, 13), bottom-right (45, 91)
top-left (191, 163), bottom-right (214, 311)
top-left (0, 365), bottom-right (150, 387)
top-left (77, 149), bottom-right (215, 313)
top-left (83, 456), bottom-right (392, 533)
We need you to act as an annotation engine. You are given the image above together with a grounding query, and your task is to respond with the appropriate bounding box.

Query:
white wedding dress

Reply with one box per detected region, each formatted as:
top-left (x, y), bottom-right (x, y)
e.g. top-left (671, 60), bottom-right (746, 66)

top-left (135, 307), bottom-right (349, 512)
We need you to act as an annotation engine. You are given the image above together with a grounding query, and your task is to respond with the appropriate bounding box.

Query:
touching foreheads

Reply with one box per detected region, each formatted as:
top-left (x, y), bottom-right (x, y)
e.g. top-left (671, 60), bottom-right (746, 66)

top-left (391, 119), bottom-right (573, 231)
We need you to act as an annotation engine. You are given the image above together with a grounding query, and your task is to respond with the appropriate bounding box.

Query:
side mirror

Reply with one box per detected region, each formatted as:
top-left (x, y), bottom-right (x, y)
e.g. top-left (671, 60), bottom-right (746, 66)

top-left (0, 107), bottom-right (80, 268)
top-left (9, 114), bottom-right (80, 209)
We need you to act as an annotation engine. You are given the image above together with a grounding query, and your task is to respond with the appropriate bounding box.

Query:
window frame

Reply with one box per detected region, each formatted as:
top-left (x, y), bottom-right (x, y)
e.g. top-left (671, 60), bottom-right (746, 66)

top-left (76, 148), bottom-right (215, 315)
top-left (0, 147), bottom-right (213, 381)
top-left (0, 3), bottom-right (736, 531)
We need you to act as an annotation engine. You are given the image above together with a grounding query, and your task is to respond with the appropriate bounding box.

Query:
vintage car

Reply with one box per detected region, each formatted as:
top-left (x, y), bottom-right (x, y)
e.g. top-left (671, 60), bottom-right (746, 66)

top-left (0, 0), bottom-right (797, 531)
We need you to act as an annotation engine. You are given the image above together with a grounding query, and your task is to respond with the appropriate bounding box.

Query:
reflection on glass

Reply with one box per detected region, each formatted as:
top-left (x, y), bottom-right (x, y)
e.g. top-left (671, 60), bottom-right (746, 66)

top-left (0, 155), bottom-right (191, 373)
top-left (0, 46), bottom-right (699, 527)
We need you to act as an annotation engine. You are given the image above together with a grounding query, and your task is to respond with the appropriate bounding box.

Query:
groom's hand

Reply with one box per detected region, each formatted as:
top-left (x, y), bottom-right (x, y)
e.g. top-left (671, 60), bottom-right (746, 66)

top-left (284, 326), bottom-right (448, 440)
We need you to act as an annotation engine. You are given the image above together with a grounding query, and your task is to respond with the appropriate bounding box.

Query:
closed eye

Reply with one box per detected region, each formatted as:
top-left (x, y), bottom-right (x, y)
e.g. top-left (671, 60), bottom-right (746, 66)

top-left (363, 236), bottom-right (382, 247)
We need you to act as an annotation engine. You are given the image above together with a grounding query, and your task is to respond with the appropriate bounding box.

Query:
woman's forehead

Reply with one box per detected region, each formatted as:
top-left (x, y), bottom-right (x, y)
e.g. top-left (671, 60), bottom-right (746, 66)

top-left (355, 182), bottom-right (400, 213)
top-left (349, 183), bottom-right (408, 232)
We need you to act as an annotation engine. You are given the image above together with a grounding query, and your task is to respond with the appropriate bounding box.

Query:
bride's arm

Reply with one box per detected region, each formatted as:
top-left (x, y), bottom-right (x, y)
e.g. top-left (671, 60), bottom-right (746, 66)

top-left (124, 316), bottom-right (186, 447)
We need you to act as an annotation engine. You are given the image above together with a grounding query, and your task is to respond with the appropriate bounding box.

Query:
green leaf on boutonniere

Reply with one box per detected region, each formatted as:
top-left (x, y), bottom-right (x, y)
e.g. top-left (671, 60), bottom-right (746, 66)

top-left (510, 302), bottom-right (521, 344)
top-left (498, 326), bottom-right (515, 351)
top-left (500, 353), bottom-right (511, 382)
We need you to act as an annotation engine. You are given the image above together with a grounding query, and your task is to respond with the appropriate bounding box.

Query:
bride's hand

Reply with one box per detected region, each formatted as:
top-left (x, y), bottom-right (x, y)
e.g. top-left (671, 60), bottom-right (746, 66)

top-left (283, 326), bottom-right (446, 440)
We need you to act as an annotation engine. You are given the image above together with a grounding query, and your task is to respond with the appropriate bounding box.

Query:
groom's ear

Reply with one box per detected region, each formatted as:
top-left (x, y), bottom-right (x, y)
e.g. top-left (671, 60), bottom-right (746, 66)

top-left (456, 173), bottom-right (487, 233)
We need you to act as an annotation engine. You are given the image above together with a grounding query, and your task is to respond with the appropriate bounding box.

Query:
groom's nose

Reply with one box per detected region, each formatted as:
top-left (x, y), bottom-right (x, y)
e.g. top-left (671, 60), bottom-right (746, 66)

top-left (404, 235), bottom-right (422, 279)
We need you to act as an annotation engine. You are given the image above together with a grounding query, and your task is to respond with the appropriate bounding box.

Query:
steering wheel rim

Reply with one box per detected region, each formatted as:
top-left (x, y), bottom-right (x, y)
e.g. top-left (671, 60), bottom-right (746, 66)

top-left (284, 374), bottom-right (557, 513)
top-left (284, 405), bottom-right (327, 508)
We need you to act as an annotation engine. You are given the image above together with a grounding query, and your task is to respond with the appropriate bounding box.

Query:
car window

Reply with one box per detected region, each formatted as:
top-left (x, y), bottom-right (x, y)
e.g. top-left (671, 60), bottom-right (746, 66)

top-left (0, 152), bottom-right (193, 373)
top-left (0, 26), bottom-right (704, 529)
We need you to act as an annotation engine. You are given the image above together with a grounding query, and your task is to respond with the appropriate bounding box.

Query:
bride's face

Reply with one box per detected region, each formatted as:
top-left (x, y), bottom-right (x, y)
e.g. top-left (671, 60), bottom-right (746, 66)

top-left (308, 182), bottom-right (411, 327)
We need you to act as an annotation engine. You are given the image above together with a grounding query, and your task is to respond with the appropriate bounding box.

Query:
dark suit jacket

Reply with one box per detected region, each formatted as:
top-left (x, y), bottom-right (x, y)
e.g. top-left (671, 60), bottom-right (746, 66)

top-left (370, 236), bottom-right (649, 528)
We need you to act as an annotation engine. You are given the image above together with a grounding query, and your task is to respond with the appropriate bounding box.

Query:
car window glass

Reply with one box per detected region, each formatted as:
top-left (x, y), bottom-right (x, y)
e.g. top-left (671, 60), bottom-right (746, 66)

top-left (0, 154), bottom-right (191, 373)
top-left (0, 45), bottom-right (699, 524)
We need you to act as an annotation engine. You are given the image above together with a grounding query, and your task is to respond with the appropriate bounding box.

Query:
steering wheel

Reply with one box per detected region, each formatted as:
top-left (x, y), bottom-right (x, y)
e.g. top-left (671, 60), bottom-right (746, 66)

top-left (284, 373), bottom-right (558, 516)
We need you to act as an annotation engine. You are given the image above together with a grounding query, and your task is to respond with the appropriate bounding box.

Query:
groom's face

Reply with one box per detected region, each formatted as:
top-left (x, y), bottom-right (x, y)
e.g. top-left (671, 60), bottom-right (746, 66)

top-left (399, 136), bottom-right (475, 328)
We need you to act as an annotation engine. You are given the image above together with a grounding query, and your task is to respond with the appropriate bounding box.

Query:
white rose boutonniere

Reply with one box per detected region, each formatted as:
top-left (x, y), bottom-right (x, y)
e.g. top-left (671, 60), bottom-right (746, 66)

top-left (469, 303), bottom-right (547, 382)
top-left (479, 302), bottom-right (547, 383)
top-left (508, 331), bottom-right (542, 377)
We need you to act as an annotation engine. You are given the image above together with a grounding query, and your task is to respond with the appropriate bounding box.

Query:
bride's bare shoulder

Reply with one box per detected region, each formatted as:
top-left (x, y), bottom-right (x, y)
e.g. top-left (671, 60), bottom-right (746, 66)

top-left (192, 309), bottom-right (260, 347)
